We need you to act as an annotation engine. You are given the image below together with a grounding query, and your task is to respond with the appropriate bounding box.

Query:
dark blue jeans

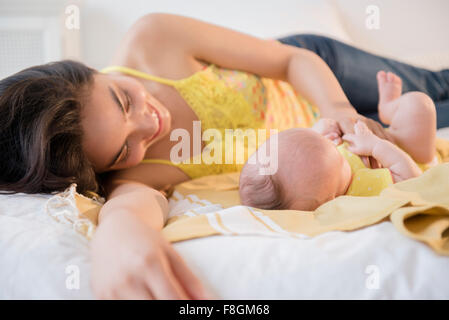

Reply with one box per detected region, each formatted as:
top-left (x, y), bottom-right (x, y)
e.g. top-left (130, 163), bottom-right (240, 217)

top-left (277, 34), bottom-right (449, 128)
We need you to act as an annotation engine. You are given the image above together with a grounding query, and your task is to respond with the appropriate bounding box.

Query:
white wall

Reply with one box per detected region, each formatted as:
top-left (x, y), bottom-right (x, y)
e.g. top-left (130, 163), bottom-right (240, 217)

top-left (2, 0), bottom-right (444, 71)
top-left (78, 0), bottom-right (449, 70)
top-left (80, 0), bottom-right (350, 69)
top-left (334, 0), bottom-right (449, 62)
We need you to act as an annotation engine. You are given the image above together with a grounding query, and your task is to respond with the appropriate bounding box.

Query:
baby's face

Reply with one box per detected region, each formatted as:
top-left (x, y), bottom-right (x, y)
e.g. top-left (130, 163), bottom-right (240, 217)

top-left (276, 129), bottom-right (352, 210)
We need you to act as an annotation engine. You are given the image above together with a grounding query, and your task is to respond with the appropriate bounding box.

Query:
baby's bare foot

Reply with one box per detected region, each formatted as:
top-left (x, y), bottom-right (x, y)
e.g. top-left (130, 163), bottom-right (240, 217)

top-left (377, 71), bottom-right (402, 125)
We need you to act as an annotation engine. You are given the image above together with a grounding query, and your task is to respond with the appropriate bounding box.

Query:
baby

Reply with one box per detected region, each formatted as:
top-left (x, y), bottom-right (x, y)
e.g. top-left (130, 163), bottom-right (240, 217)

top-left (239, 71), bottom-right (438, 211)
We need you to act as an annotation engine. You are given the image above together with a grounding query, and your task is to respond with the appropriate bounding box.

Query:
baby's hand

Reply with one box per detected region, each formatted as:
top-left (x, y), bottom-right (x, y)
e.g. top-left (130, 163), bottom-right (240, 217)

top-left (342, 120), bottom-right (380, 156)
top-left (312, 118), bottom-right (342, 145)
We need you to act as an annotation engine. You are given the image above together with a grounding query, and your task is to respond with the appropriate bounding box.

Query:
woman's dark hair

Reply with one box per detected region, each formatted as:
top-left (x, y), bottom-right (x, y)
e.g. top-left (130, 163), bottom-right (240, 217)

top-left (0, 60), bottom-right (105, 197)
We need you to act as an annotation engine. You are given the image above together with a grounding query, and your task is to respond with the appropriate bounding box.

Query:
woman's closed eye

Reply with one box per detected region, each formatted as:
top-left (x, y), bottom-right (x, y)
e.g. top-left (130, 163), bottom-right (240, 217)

top-left (114, 140), bottom-right (130, 166)
top-left (120, 90), bottom-right (133, 164)
top-left (109, 87), bottom-right (132, 167)
top-left (121, 141), bottom-right (131, 163)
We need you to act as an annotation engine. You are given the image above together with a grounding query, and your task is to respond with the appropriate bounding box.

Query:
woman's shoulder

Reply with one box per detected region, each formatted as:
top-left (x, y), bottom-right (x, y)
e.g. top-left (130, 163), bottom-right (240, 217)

top-left (108, 15), bottom-right (205, 81)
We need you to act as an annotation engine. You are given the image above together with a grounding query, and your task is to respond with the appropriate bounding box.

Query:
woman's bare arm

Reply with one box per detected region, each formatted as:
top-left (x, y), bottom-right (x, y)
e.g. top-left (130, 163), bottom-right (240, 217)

top-left (132, 13), bottom-right (342, 96)
top-left (99, 179), bottom-right (168, 229)
top-left (90, 179), bottom-right (212, 299)
top-left (128, 13), bottom-right (298, 81)
top-left (125, 13), bottom-right (389, 140)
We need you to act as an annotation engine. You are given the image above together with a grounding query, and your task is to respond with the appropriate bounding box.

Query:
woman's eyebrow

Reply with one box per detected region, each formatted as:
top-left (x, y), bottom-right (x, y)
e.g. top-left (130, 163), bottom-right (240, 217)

top-left (106, 86), bottom-right (127, 168)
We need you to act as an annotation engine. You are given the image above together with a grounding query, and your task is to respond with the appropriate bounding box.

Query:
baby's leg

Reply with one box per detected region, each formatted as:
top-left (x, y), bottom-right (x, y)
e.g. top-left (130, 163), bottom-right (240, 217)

top-left (377, 71), bottom-right (436, 164)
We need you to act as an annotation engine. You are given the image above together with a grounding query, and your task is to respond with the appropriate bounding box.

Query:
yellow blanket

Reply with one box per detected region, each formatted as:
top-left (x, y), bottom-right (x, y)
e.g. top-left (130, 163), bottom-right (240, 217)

top-left (162, 162), bottom-right (449, 256)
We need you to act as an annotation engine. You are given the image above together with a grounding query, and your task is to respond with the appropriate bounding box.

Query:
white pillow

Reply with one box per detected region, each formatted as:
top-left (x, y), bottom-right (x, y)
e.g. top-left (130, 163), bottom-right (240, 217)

top-left (399, 51), bottom-right (449, 71)
top-left (333, 0), bottom-right (449, 64)
top-left (0, 192), bottom-right (93, 299)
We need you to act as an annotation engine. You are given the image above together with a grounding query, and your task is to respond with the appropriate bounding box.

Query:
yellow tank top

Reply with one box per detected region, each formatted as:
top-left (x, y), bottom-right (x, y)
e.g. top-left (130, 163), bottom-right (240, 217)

top-left (101, 64), bottom-right (319, 179)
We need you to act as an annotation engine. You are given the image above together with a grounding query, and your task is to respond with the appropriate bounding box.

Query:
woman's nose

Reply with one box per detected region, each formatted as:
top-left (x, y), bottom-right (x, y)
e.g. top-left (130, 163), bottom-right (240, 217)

top-left (136, 92), bottom-right (151, 116)
top-left (133, 100), bottom-right (155, 135)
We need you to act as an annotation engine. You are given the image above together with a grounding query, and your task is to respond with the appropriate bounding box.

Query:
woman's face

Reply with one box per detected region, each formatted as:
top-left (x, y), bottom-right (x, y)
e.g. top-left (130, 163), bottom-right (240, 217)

top-left (81, 73), bottom-right (171, 173)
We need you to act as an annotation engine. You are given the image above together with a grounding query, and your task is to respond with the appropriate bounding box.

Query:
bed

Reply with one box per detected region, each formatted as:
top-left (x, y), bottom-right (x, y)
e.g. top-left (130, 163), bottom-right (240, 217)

top-left (0, 125), bottom-right (448, 299)
top-left (2, 0), bottom-right (449, 300)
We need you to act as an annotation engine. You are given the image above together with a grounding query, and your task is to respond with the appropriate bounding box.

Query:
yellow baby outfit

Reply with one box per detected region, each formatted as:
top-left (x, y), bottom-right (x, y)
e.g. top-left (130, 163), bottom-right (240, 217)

top-left (101, 64), bottom-right (319, 179)
top-left (337, 143), bottom-right (394, 197)
top-left (337, 142), bottom-right (443, 197)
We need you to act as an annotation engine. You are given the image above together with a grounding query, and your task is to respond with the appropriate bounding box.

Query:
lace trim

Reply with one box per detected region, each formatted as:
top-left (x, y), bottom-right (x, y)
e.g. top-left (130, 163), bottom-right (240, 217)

top-left (171, 67), bottom-right (266, 178)
top-left (45, 183), bottom-right (104, 240)
top-left (175, 67), bottom-right (263, 133)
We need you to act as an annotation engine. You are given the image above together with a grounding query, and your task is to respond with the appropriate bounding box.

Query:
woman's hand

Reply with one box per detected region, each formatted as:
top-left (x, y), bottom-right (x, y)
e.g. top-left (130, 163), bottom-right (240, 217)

top-left (90, 210), bottom-right (212, 300)
top-left (323, 107), bottom-right (393, 143)
top-left (312, 118), bottom-right (343, 145)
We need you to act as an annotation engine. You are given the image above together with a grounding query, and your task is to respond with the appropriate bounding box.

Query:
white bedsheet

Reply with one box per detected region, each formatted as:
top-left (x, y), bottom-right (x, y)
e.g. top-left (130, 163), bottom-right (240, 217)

top-left (2, 202), bottom-right (449, 299)
top-left (176, 223), bottom-right (449, 299)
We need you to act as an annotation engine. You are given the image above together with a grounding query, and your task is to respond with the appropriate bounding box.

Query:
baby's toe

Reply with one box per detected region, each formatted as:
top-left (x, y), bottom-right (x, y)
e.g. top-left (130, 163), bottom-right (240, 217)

top-left (387, 71), bottom-right (402, 85)
top-left (377, 70), bottom-right (387, 83)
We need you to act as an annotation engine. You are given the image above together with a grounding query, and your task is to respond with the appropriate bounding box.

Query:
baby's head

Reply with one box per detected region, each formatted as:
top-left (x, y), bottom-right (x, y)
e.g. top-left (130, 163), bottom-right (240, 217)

top-left (239, 128), bottom-right (351, 211)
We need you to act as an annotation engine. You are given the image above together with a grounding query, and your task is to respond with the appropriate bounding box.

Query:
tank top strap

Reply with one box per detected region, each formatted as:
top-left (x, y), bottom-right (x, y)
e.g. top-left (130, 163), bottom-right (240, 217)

top-left (141, 158), bottom-right (176, 166)
top-left (100, 65), bottom-right (177, 87)
top-left (141, 158), bottom-right (202, 179)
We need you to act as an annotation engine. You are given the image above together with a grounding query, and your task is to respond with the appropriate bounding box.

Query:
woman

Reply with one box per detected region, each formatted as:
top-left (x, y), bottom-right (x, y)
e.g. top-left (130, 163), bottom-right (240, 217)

top-left (0, 13), bottom-right (448, 299)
